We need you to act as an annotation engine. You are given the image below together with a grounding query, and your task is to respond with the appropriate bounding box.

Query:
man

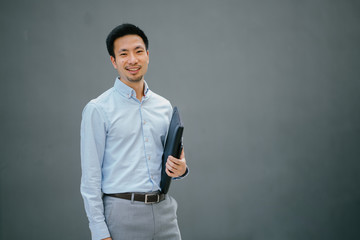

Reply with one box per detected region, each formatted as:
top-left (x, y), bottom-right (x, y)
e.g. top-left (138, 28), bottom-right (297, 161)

top-left (80, 23), bottom-right (188, 240)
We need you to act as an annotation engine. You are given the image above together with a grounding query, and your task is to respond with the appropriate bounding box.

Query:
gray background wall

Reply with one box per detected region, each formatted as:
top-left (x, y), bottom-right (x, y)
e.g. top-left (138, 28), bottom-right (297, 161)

top-left (1, 0), bottom-right (360, 239)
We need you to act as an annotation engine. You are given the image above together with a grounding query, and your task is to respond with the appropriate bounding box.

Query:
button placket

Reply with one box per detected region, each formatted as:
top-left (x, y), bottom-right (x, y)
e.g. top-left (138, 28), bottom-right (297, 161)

top-left (142, 115), bottom-right (151, 161)
top-left (140, 105), bottom-right (155, 186)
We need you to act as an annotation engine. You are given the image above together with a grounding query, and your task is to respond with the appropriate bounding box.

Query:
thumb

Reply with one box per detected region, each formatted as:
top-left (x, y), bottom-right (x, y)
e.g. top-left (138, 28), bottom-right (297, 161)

top-left (180, 148), bottom-right (185, 159)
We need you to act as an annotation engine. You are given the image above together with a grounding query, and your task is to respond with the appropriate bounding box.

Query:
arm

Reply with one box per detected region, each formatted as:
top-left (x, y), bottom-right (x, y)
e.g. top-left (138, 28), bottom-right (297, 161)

top-left (80, 103), bottom-right (111, 240)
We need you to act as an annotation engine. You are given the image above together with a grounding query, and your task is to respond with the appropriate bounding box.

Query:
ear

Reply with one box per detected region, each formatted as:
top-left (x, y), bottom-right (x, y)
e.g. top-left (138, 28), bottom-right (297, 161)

top-left (146, 50), bottom-right (149, 64)
top-left (110, 56), bottom-right (117, 69)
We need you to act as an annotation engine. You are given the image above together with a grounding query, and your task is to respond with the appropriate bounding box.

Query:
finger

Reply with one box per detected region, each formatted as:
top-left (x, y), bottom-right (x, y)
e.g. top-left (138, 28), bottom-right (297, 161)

top-left (166, 161), bottom-right (178, 172)
top-left (168, 156), bottom-right (181, 165)
top-left (169, 158), bottom-right (186, 169)
top-left (166, 167), bottom-right (176, 177)
top-left (167, 160), bottom-right (182, 175)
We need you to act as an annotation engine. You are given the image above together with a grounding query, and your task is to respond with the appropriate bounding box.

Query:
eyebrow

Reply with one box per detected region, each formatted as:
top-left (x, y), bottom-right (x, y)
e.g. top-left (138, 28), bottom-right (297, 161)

top-left (118, 45), bottom-right (145, 53)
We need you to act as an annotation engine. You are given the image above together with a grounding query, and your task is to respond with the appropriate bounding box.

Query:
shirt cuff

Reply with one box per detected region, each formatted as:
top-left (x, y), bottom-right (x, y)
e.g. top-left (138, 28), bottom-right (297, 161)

top-left (173, 167), bottom-right (189, 180)
top-left (90, 221), bottom-right (110, 240)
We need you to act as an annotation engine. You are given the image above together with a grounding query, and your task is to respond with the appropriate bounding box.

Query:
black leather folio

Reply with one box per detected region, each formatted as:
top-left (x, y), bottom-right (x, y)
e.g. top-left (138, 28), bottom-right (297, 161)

top-left (160, 106), bottom-right (184, 194)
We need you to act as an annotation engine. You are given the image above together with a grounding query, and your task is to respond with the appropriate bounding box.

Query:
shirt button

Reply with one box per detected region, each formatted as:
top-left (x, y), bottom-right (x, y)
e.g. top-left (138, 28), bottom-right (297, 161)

top-left (145, 138), bottom-right (148, 142)
top-left (143, 120), bottom-right (147, 125)
top-left (148, 156), bottom-right (151, 160)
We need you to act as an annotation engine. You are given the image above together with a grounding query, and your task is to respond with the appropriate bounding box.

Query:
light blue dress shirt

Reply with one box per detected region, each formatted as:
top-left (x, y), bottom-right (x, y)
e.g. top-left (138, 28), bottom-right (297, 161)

top-left (80, 78), bottom-right (186, 239)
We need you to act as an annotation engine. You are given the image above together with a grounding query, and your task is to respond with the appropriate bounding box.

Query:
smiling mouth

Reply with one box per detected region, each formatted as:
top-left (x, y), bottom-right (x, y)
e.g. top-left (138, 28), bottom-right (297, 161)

top-left (126, 66), bottom-right (141, 74)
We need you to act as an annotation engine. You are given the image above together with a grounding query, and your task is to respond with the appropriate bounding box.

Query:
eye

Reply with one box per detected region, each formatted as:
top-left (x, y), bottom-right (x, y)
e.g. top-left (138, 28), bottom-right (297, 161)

top-left (136, 50), bottom-right (143, 54)
top-left (120, 52), bottom-right (127, 56)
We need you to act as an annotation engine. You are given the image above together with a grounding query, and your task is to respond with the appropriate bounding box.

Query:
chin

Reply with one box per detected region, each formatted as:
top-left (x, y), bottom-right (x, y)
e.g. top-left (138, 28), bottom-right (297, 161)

top-left (127, 76), bottom-right (143, 82)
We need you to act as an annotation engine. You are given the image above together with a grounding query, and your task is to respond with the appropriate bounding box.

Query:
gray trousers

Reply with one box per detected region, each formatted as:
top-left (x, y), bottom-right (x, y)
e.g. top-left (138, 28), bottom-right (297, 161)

top-left (103, 194), bottom-right (181, 240)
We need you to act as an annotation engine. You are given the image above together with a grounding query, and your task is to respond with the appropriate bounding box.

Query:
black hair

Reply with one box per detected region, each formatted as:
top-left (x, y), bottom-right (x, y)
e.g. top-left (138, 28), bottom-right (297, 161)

top-left (106, 23), bottom-right (149, 58)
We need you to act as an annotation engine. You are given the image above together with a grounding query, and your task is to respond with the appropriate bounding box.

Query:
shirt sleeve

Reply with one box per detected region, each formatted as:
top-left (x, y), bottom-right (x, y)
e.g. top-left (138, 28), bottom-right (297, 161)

top-left (173, 167), bottom-right (189, 180)
top-left (80, 102), bottom-right (110, 240)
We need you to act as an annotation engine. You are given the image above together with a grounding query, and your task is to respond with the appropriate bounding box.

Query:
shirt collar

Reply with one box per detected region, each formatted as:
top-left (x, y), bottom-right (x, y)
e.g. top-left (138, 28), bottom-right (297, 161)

top-left (114, 77), bottom-right (150, 99)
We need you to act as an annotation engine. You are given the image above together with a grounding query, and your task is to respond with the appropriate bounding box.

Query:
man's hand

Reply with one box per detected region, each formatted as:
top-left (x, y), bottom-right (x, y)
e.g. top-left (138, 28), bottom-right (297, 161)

top-left (166, 149), bottom-right (187, 178)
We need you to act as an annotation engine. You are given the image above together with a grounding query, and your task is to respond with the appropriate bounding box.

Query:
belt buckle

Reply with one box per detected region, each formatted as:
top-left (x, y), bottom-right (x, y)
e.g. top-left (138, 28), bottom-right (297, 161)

top-left (145, 193), bottom-right (160, 204)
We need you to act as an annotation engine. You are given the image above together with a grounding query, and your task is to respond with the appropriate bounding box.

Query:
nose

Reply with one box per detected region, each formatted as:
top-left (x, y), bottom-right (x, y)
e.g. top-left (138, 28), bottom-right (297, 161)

top-left (128, 53), bottom-right (138, 64)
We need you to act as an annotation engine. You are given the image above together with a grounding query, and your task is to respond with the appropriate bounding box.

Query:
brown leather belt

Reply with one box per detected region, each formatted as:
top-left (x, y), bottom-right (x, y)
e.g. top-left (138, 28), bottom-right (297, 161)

top-left (104, 192), bottom-right (165, 204)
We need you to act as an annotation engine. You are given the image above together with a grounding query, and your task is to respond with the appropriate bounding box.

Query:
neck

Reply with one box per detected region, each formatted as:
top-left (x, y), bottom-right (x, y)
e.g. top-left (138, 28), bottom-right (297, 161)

top-left (119, 77), bottom-right (144, 101)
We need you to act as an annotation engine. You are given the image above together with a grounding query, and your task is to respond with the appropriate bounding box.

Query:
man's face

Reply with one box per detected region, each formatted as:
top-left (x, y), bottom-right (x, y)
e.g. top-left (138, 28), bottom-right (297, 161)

top-left (110, 34), bottom-right (149, 83)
